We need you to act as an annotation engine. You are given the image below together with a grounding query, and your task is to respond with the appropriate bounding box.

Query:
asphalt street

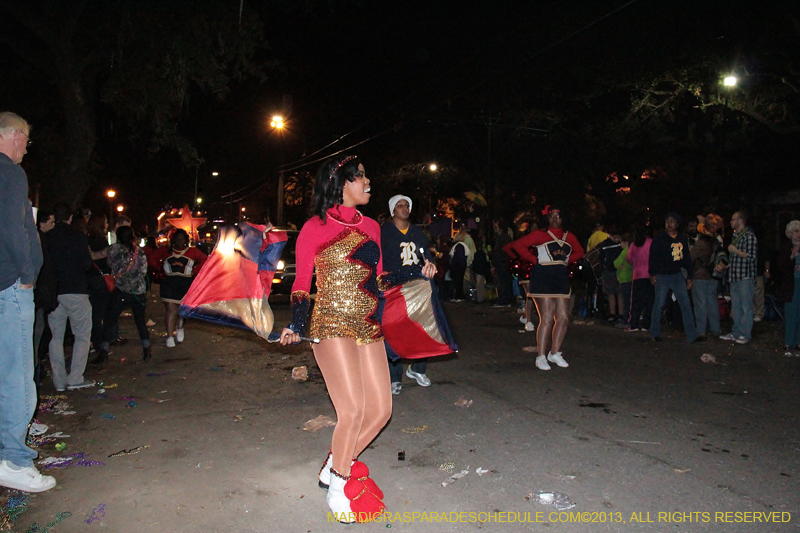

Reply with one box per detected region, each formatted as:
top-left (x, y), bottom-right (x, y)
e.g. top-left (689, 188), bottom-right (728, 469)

top-left (3, 294), bottom-right (799, 532)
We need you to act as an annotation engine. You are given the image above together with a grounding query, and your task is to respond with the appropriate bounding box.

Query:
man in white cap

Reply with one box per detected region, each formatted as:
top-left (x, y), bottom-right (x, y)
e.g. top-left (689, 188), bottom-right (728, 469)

top-left (381, 195), bottom-right (437, 394)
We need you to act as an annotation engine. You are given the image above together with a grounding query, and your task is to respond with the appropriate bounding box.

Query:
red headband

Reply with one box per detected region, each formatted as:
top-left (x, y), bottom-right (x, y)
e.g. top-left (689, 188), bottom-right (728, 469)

top-left (329, 155), bottom-right (357, 181)
top-left (541, 205), bottom-right (561, 216)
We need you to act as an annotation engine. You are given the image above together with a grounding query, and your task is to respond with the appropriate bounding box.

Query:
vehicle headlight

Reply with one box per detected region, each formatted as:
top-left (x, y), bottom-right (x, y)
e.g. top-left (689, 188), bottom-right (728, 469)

top-left (277, 260), bottom-right (285, 270)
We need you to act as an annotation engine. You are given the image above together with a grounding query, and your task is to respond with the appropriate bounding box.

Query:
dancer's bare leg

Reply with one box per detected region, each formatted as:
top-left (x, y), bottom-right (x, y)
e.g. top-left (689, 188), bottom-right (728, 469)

top-left (534, 297), bottom-right (556, 357)
top-left (313, 338), bottom-right (365, 477)
top-left (550, 297), bottom-right (571, 353)
top-left (353, 341), bottom-right (392, 457)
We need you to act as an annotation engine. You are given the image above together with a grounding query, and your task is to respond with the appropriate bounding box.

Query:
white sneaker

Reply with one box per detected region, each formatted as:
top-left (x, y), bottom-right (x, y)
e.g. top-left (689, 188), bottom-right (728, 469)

top-left (719, 333), bottom-right (736, 341)
top-left (391, 382), bottom-right (402, 395)
top-left (535, 355), bottom-right (551, 371)
top-left (406, 367), bottom-right (431, 387)
top-left (0, 459), bottom-right (56, 493)
top-left (525, 322), bottom-right (535, 332)
top-left (176, 328), bottom-right (185, 343)
top-left (547, 352), bottom-right (569, 368)
top-left (166, 336), bottom-right (176, 348)
top-left (519, 316), bottom-right (527, 324)
top-left (67, 379), bottom-right (96, 390)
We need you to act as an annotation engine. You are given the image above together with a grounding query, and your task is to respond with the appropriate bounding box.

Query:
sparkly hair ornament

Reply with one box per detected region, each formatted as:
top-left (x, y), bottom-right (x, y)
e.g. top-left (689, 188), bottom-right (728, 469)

top-left (329, 155), bottom-right (358, 181)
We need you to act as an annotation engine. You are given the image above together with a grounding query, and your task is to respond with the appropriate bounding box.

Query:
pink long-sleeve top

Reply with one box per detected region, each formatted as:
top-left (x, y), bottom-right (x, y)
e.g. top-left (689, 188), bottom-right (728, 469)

top-left (625, 237), bottom-right (652, 280)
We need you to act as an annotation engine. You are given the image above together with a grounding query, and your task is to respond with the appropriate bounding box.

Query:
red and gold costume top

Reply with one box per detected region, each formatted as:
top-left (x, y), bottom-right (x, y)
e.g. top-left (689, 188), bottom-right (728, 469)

top-left (291, 205), bottom-right (384, 345)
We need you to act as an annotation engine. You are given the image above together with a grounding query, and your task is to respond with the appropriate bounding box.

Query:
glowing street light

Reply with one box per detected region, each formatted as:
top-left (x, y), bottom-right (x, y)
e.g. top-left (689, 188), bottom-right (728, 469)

top-left (429, 164), bottom-right (437, 171)
top-left (271, 115), bottom-right (286, 225)
top-left (106, 190), bottom-right (117, 221)
top-left (211, 171), bottom-right (219, 177)
top-left (723, 76), bottom-right (737, 87)
top-left (116, 205), bottom-right (124, 212)
top-left (196, 197), bottom-right (203, 205)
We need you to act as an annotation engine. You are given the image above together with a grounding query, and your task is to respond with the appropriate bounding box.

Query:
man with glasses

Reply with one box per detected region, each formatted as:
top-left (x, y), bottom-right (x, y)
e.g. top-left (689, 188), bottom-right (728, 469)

top-left (0, 112), bottom-right (56, 492)
top-left (719, 212), bottom-right (758, 344)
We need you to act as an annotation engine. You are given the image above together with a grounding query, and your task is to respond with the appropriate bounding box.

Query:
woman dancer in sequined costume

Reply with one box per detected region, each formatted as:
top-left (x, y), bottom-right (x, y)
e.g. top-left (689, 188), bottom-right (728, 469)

top-left (505, 206), bottom-right (584, 371)
top-left (280, 156), bottom-right (392, 523)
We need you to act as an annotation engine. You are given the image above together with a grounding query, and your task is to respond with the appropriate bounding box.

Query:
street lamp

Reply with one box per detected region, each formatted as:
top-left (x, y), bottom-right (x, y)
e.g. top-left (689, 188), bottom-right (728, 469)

top-left (116, 205), bottom-right (124, 213)
top-left (429, 164), bottom-right (437, 171)
top-left (271, 115), bottom-right (286, 226)
top-left (106, 190), bottom-right (116, 222)
top-left (723, 76), bottom-right (737, 87)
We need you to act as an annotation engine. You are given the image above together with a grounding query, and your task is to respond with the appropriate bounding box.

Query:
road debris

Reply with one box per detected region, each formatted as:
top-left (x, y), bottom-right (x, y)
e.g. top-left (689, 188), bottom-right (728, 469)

top-left (84, 504), bottom-right (106, 524)
top-left (292, 366), bottom-right (308, 382)
top-left (401, 425), bottom-right (429, 434)
top-left (438, 462), bottom-right (456, 473)
top-left (108, 445), bottom-right (150, 458)
top-left (441, 469), bottom-right (469, 487)
top-left (529, 491), bottom-right (576, 510)
top-left (39, 453), bottom-right (104, 469)
top-left (454, 398), bottom-right (473, 408)
top-left (303, 415), bottom-right (336, 432)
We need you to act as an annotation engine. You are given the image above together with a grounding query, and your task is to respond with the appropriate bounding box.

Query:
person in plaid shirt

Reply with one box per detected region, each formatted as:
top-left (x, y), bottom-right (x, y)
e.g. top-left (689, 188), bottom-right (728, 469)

top-left (719, 211), bottom-right (758, 344)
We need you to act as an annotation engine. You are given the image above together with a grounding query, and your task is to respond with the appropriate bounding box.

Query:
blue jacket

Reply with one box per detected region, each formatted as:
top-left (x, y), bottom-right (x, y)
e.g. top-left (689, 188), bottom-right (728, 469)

top-left (0, 153), bottom-right (42, 290)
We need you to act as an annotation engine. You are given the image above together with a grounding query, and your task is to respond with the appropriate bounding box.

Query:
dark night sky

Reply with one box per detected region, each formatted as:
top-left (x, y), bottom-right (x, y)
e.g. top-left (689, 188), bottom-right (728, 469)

top-left (3, 0), bottom-right (798, 228)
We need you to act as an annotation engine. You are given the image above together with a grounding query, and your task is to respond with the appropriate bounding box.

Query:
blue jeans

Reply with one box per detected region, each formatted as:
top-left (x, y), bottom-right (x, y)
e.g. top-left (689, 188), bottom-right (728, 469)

top-left (730, 278), bottom-right (755, 341)
top-left (0, 280), bottom-right (38, 468)
top-left (692, 279), bottom-right (720, 335)
top-left (650, 273), bottom-right (698, 341)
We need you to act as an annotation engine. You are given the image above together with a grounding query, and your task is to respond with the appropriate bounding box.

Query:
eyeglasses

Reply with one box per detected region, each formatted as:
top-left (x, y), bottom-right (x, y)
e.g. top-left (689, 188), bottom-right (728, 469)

top-left (18, 130), bottom-right (32, 147)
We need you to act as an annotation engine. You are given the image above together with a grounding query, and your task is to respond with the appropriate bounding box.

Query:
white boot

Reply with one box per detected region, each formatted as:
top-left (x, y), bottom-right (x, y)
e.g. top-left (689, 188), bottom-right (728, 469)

top-left (318, 451), bottom-right (332, 489)
top-left (327, 470), bottom-right (355, 523)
